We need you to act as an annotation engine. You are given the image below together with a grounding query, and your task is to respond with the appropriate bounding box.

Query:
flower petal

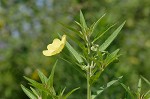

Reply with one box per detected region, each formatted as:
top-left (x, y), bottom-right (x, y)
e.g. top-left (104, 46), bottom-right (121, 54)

top-left (61, 35), bottom-right (66, 43)
top-left (43, 35), bottom-right (66, 56)
top-left (47, 38), bottom-right (61, 50)
top-left (55, 43), bottom-right (65, 54)
top-left (42, 50), bottom-right (56, 56)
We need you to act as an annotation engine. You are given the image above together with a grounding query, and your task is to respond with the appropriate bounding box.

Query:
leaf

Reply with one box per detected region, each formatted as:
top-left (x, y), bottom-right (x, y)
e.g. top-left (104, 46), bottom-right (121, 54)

top-left (47, 60), bottom-right (58, 95)
top-left (80, 10), bottom-right (87, 30)
top-left (60, 54), bottom-right (86, 77)
top-left (99, 21), bottom-right (126, 51)
top-left (60, 87), bottom-right (66, 96)
top-left (91, 13), bottom-right (106, 35)
top-left (64, 32), bottom-right (86, 51)
top-left (104, 49), bottom-right (120, 66)
top-left (137, 78), bottom-right (142, 98)
top-left (141, 76), bottom-right (150, 85)
top-left (42, 91), bottom-right (47, 99)
top-left (59, 22), bottom-right (83, 39)
top-left (30, 87), bottom-right (40, 98)
top-left (37, 70), bottom-right (48, 84)
top-left (21, 84), bottom-right (37, 99)
top-left (92, 76), bottom-right (123, 99)
top-left (58, 33), bottom-right (84, 64)
top-left (66, 41), bottom-right (84, 63)
top-left (120, 83), bottom-right (135, 99)
top-left (90, 70), bottom-right (103, 85)
top-left (75, 21), bottom-right (83, 29)
top-left (64, 87), bottom-right (80, 99)
top-left (24, 76), bottom-right (49, 94)
top-left (143, 90), bottom-right (150, 99)
top-left (105, 76), bottom-right (123, 87)
top-left (47, 60), bottom-right (57, 87)
top-left (93, 23), bottom-right (116, 43)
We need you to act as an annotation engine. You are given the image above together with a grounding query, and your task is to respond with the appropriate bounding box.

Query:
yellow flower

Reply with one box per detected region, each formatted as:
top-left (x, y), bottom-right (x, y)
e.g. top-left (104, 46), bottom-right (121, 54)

top-left (43, 35), bottom-right (66, 56)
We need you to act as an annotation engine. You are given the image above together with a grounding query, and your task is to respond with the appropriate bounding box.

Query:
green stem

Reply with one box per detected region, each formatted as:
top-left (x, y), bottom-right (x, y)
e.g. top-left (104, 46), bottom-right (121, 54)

top-left (87, 64), bottom-right (91, 99)
top-left (85, 33), bottom-right (92, 99)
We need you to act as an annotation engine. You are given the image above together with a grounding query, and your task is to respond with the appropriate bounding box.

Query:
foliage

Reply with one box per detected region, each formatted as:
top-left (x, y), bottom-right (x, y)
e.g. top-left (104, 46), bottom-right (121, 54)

top-left (22, 10), bottom-right (125, 99)
top-left (0, 0), bottom-right (150, 98)
top-left (21, 60), bottom-right (79, 99)
top-left (61, 11), bottom-right (125, 99)
top-left (121, 76), bottom-right (150, 99)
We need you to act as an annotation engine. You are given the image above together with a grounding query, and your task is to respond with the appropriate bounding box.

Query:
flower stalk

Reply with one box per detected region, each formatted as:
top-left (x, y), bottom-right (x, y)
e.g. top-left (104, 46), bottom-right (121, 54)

top-left (87, 64), bottom-right (91, 99)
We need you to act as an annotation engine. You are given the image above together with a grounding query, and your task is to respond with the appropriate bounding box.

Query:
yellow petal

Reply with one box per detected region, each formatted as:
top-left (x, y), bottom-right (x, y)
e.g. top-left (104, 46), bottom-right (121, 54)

top-left (47, 38), bottom-right (61, 50)
top-left (62, 35), bottom-right (66, 43)
top-left (55, 43), bottom-right (65, 54)
top-left (42, 50), bottom-right (56, 56)
top-left (43, 35), bottom-right (66, 56)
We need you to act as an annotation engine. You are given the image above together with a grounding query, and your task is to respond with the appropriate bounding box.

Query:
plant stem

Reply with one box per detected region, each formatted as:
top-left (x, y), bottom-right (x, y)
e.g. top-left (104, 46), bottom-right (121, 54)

top-left (87, 67), bottom-right (91, 99)
top-left (85, 34), bottom-right (92, 99)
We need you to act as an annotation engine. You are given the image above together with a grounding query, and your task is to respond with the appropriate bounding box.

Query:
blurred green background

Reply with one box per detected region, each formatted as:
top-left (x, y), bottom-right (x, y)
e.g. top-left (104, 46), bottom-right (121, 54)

top-left (0, 0), bottom-right (150, 99)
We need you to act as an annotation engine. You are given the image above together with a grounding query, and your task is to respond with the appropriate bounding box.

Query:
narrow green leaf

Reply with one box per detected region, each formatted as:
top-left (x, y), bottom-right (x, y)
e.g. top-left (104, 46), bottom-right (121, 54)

top-left (60, 87), bottom-right (66, 96)
top-left (92, 76), bottom-right (123, 99)
top-left (144, 90), bottom-right (150, 99)
top-left (64, 32), bottom-right (86, 51)
top-left (90, 71), bottom-right (103, 85)
top-left (48, 60), bottom-right (57, 87)
top-left (137, 78), bottom-right (142, 98)
top-left (59, 22), bottom-right (83, 39)
top-left (42, 91), bottom-right (47, 99)
top-left (105, 76), bottom-right (123, 88)
top-left (99, 21), bottom-right (126, 51)
top-left (93, 23), bottom-right (116, 43)
top-left (37, 70), bottom-right (48, 84)
top-left (66, 41), bottom-right (83, 63)
top-left (60, 55), bottom-right (72, 65)
top-left (57, 33), bottom-right (84, 64)
top-left (75, 21), bottom-right (83, 28)
top-left (80, 10), bottom-right (87, 29)
top-left (97, 50), bottom-right (103, 61)
top-left (64, 87), bottom-right (80, 99)
top-left (141, 76), bottom-right (150, 85)
top-left (60, 54), bottom-right (86, 77)
top-left (24, 77), bottom-right (49, 94)
top-left (91, 13), bottom-right (106, 35)
top-left (120, 83), bottom-right (135, 99)
top-left (47, 60), bottom-right (58, 95)
top-left (30, 87), bottom-right (40, 98)
top-left (21, 84), bottom-right (37, 99)
top-left (104, 49), bottom-right (120, 66)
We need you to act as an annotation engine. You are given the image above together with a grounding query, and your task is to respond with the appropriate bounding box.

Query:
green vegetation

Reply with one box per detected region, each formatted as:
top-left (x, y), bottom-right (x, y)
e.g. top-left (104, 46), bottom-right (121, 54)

top-left (0, 0), bottom-right (150, 99)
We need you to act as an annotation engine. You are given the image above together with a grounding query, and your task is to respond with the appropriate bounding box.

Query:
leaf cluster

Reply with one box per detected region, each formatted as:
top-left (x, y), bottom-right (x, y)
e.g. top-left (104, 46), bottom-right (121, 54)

top-left (59, 11), bottom-right (125, 98)
top-left (121, 76), bottom-right (150, 99)
top-left (21, 60), bottom-right (79, 99)
top-left (61, 11), bottom-right (125, 85)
